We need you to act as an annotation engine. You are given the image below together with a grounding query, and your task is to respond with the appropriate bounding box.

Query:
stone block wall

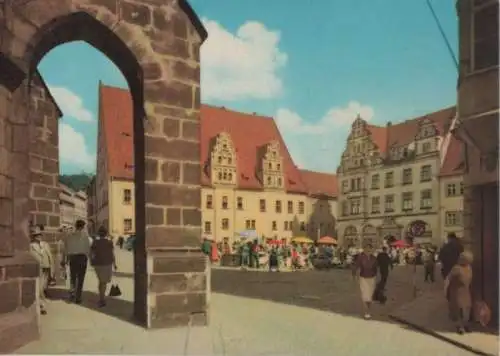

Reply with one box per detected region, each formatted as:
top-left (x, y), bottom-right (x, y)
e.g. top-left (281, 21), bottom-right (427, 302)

top-left (0, 61), bottom-right (41, 353)
top-left (1, 0), bottom-right (209, 339)
top-left (28, 73), bottom-right (62, 262)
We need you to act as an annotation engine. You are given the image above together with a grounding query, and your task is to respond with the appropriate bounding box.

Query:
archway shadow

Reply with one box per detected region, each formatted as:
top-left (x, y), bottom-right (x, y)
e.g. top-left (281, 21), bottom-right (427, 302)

top-left (46, 286), bottom-right (137, 326)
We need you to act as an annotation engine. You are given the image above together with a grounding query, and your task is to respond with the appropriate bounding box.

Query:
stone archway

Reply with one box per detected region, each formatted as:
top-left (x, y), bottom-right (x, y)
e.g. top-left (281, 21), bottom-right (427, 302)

top-left (343, 225), bottom-right (358, 247)
top-left (361, 224), bottom-right (377, 248)
top-left (0, 0), bottom-right (208, 351)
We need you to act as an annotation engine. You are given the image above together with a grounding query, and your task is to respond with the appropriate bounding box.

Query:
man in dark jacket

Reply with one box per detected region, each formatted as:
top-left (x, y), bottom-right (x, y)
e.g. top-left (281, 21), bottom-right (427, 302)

top-left (374, 246), bottom-right (392, 303)
top-left (438, 232), bottom-right (464, 279)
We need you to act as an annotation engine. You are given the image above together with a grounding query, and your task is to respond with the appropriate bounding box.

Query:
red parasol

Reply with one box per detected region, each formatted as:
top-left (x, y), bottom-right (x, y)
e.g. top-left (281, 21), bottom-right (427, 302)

top-left (391, 239), bottom-right (409, 248)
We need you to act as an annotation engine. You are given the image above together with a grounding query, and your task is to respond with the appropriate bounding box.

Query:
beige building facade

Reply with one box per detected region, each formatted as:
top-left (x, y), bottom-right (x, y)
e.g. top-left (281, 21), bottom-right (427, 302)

top-left (59, 183), bottom-right (88, 229)
top-left (336, 107), bottom-right (461, 248)
top-left (91, 86), bottom-right (338, 243)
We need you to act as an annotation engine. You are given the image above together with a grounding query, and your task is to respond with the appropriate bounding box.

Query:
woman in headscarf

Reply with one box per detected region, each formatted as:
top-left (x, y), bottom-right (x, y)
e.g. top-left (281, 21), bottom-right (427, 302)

top-left (446, 250), bottom-right (473, 334)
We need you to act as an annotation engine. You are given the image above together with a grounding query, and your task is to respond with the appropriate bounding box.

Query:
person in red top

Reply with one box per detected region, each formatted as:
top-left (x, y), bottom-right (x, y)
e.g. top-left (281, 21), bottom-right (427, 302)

top-left (352, 243), bottom-right (378, 319)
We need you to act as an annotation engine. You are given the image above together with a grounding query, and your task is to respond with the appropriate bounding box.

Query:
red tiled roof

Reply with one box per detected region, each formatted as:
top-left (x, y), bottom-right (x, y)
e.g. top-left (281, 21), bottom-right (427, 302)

top-left (99, 84), bottom-right (134, 180)
top-left (200, 105), bottom-right (308, 193)
top-left (364, 107), bottom-right (456, 156)
top-left (98, 85), bottom-right (337, 196)
top-left (299, 170), bottom-right (338, 198)
top-left (440, 135), bottom-right (465, 177)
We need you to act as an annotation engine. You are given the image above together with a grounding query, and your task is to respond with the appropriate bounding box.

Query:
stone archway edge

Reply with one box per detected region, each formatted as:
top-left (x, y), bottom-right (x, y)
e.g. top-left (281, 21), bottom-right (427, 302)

top-left (0, 0), bottom-right (208, 350)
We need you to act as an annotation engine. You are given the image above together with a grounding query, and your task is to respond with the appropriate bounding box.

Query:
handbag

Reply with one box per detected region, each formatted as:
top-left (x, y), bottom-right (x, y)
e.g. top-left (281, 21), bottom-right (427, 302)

top-left (108, 283), bottom-right (122, 297)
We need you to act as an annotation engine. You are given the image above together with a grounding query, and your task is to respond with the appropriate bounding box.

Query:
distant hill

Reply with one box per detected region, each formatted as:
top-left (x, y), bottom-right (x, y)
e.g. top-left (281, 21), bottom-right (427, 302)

top-left (59, 174), bottom-right (94, 192)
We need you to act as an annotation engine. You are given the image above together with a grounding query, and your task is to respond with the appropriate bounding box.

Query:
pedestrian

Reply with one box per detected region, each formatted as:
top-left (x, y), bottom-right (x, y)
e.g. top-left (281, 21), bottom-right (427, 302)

top-left (439, 232), bottom-right (464, 279)
top-left (445, 251), bottom-right (473, 334)
top-left (117, 236), bottom-right (124, 249)
top-left (352, 244), bottom-right (378, 319)
top-left (240, 242), bottom-right (250, 269)
top-left (29, 225), bottom-right (54, 315)
top-left (374, 246), bottom-right (392, 303)
top-left (61, 219), bottom-right (91, 304)
top-left (424, 248), bottom-right (436, 283)
top-left (90, 226), bottom-right (117, 307)
top-left (268, 246), bottom-right (279, 272)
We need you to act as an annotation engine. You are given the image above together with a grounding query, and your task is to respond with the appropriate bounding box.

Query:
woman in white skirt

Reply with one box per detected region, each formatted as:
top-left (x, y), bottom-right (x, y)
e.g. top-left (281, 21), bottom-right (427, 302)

top-left (352, 243), bottom-right (378, 319)
top-left (90, 226), bottom-right (117, 307)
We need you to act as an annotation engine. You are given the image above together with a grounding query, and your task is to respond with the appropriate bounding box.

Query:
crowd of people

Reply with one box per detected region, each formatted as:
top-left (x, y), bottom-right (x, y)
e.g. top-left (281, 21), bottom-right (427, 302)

top-left (29, 220), bottom-right (118, 315)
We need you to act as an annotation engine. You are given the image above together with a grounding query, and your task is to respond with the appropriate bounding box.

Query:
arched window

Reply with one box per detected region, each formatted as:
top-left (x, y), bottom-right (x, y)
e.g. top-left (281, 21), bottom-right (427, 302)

top-left (268, 162), bottom-right (272, 169)
top-left (228, 172), bottom-right (233, 180)
top-left (227, 157), bottom-right (232, 164)
top-left (223, 172), bottom-right (227, 180)
top-left (217, 156), bottom-right (222, 164)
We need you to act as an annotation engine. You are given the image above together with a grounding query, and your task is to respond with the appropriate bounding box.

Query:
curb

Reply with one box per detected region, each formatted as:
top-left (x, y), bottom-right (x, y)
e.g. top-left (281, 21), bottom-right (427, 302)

top-left (389, 315), bottom-right (496, 356)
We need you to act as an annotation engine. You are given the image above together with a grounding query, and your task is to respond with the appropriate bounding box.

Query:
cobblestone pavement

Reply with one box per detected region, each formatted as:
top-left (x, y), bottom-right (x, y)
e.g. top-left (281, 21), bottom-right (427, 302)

top-left (212, 264), bottom-right (444, 324)
top-left (17, 250), bottom-right (476, 355)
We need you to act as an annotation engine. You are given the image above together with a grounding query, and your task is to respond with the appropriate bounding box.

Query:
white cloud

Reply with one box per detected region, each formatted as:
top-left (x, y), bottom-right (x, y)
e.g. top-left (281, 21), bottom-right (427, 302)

top-left (201, 19), bottom-right (288, 101)
top-left (276, 101), bottom-right (375, 134)
top-left (275, 101), bottom-right (375, 172)
top-left (59, 123), bottom-right (95, 171)
top-left (48, 86), bottom-right (94, 122)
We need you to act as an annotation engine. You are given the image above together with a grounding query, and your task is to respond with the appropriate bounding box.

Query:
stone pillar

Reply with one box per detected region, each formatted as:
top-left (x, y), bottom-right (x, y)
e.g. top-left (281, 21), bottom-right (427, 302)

top-left (27, 73), bottom-right (62, 279)
top-left (0, 58), bottom-right (40, 353)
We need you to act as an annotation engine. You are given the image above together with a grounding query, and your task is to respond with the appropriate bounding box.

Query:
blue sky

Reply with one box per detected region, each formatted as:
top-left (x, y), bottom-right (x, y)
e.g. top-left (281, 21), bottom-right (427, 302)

top-left (38, 0), bottom-right (458, 175)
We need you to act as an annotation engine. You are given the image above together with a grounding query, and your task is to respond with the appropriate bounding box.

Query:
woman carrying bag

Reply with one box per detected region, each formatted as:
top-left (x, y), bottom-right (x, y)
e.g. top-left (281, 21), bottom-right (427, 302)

top-left (90, 226), bottom-right (118, 307)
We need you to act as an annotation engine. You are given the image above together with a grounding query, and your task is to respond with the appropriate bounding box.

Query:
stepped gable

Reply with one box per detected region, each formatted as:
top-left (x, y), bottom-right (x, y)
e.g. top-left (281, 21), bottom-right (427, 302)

top-left (200, 105), bottom-right (308, 193)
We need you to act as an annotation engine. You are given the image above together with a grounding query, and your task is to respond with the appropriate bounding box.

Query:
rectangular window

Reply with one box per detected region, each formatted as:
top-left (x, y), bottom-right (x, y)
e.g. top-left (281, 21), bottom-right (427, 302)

top-left (259, 199), bottom-right (266, 212)
top-left (402, 192), bottom-right (413, 211)
top-left (245, 220), bottom-right (251, 230)
top-left (446, 183), bottom-right (457, 197)
top-left (371, 174), bottom-right (380, 189)
top-left (460, 182), bottom-right (464, 195)
top-left (123, 189), bottom-right (132, 204)
top-left (237, 197), bottom-right (243, 210)
top-left (420, 189), bottom-right (432, 209)
top-left (275, 200), bottom-right (282, 213)
top-left (251, 220), bottom-right (256, 229)
top-left (284, 221), bottom-right (289, 231)
top-left (298, 201), bottom-right (305, 214)
top-left (420, 165), bottom-right (432, 182)
top-left (473, 1), bottom-right (499, 71)
top-left (206, 195), bottom-right (213, 209)
top-left (402, 168), bottom-right (413, 185)
top-left (341, 201), bottom-right (349, 216)
top-left (204, 221), bottom-right (211, 233)
top-left (371, 197), bottom-right (380, 213)
top-left (123, 218), bottom-right (132, 232)
top-left (350, 199), bottom-right (361, 215)
top-left (272, 221), bottom-right (277, 231)
top-left (342, 180), bottom-right (349, 193)
top-left (445, 211), bottom-right (463, 226)
top-left (385, 172), bottom-right (394, 188)
top-left (384, 195), bottom-right (394, 212)
top-left (221, 218), bottom-right (229, 230)
top-left (287, 200), bottom-right (293, 214)
top-left (222, 196), bottom-right (228, 209)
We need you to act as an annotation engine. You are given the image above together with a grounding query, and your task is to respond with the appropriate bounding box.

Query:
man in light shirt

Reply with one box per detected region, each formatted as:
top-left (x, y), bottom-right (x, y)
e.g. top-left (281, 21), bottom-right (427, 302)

top-left (61, 219), bottom-right (90, 303)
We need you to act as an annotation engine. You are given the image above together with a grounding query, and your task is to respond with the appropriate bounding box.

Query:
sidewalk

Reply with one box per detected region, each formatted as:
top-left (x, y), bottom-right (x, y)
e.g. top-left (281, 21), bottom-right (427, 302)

top-left (390, 289), bottom-right (499, 356)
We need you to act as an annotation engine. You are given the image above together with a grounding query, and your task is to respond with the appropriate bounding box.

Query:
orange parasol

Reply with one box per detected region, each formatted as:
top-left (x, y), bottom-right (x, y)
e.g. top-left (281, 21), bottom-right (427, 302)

top-left (318, 236), bottom-right (337, 245)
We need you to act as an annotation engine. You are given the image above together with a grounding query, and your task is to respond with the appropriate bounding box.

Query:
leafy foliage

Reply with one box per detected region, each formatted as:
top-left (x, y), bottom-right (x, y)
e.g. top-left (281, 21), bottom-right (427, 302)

top-left (59, 174), bottom-right (94, 192)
